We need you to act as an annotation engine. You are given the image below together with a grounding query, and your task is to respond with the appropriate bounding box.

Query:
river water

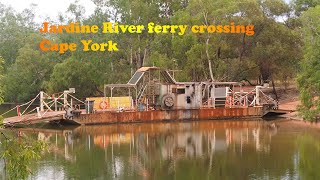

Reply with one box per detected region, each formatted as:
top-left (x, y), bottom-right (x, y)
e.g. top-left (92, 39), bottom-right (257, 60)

top-left (0, 120), bottom-right (318, 180)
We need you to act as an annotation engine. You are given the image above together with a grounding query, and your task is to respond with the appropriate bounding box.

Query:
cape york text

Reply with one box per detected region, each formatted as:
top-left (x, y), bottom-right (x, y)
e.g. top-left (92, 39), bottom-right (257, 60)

top-left (39, 39), bottom-right (118, 53)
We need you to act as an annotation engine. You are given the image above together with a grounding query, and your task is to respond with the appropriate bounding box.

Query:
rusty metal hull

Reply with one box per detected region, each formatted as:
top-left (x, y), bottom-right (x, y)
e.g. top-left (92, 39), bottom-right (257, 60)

top-left (74, 107), bottom-right (264, 125)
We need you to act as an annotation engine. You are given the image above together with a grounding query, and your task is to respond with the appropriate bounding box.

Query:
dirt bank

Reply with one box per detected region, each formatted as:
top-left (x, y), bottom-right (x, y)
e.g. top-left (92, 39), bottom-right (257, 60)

top-left (277, 86), bottom-right (300, 111)
top-left (270, 86), bottom-right (320, 126)
top-left (273, 86), bottom-right (303, 120)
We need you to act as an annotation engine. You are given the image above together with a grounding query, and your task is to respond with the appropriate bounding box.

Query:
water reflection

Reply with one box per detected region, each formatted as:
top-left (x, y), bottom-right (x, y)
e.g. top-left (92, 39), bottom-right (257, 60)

top-left (16, 120), bottom-right (320, 180)
top-left (296, 133), bottom-right (320, 180)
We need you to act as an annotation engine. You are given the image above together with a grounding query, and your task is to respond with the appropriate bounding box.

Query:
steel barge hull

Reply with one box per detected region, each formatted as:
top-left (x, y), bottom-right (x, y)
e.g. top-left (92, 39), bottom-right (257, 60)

top-left (72, 106), bottom-right (265, 125)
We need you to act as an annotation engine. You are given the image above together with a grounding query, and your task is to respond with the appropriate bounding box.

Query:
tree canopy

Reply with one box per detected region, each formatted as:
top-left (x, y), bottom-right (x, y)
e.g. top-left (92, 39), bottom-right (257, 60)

top-left (297, 5), bottom-right (320, 121)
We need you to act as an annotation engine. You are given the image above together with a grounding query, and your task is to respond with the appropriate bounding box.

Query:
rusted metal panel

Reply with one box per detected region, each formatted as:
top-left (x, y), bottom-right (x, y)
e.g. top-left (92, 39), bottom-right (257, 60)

top-left (74, 106), bottom-right (264, 125)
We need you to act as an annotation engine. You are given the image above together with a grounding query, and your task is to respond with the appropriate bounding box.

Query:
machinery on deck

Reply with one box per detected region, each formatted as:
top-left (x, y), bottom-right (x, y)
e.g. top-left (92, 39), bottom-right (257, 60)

top-left (104, 66), bottom-right (278, 112)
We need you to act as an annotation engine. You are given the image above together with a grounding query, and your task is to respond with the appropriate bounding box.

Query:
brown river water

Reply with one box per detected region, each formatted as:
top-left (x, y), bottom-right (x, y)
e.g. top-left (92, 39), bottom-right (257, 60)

top-left (0, 119), bottom-right (319, 180)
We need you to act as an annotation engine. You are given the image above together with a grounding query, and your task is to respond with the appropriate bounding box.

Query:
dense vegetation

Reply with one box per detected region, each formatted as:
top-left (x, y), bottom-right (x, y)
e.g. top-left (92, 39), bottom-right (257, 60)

top-left (0, 0), bottom-right (319, 120)
top-left (297, 5), bottom-right (320, 121)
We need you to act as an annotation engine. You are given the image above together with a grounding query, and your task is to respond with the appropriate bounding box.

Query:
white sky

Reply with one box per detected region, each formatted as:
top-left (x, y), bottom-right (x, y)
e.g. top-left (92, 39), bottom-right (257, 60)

top-left (1, 0), bottom-right (96, 22)
top-left (1, 0), bottom-right (292, 23)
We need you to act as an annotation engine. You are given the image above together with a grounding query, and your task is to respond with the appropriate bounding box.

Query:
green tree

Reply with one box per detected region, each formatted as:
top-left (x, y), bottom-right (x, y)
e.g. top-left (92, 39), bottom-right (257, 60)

top-left (297, 5), bottom-right (320, 121)
top-left (1, 65), bottom-right (47, 179)
top-left (0, 3), bottom-right (36, 70)
top-left (0, 56), bottom-right (4, 105)
top-left (168, 0), bottom-right (301, 84)
top-left (1, 133), bottom-right (47, 180)
top-left (45, 58), bottom-right (101, 98)
top-left (0, 56), bottom-right (4, 124)
top-left (292, 0), bottom-right (320, 16)
top-left (3, 34), bottom-right (55, 102)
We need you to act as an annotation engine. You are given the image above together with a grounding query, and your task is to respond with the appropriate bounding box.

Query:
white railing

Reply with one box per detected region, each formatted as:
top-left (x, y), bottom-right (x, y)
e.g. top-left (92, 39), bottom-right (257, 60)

top-left (1, 93), bottom-right (40, 117)
top-left (229, 86), bottom-right (277, 108)
top-left (39, 88), bottom-right (85, 117)
top-left (1, 88), bottom-right (86, 119)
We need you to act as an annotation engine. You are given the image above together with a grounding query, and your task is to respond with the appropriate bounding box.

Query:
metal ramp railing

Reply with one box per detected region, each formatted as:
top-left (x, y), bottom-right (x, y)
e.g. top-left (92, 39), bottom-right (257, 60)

top-left (0, 88), bottom-right (85, 119)
top-left (0, 93), bottom-right (40, 118)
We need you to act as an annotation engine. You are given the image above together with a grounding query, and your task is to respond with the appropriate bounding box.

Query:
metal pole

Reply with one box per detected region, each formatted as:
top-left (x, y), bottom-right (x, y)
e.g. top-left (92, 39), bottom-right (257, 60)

top-left (36, 107), bottom-right (41, 117)
top-left (87, 100), bottom-right (89, 114)
top-left (233, 85), bottom-right (235, 106)
top-left (40, 91), bottom-right (44, 112)
top-left (146, 98), bottom-right (149, 111)
top-left (64, 91), bottom-right (68, 107)
top-left (111, 87), bottom-right (113, 97)
top-left (240, 84), bottom-right (243, 106)
top-left (207, 85), bottom-right (210, 108)
top-left (54, 98), bottom-right (57, 111)
top-left (110, 87), bottom-right (113, 109)
top-left (135, 86), bottom-right (137, 110)
top-left (255, 86), bottom-right (261, 106)
top-left (212, 85), bottom-right (215, 108)
top-left (131, 98), bottom-right (133, 110)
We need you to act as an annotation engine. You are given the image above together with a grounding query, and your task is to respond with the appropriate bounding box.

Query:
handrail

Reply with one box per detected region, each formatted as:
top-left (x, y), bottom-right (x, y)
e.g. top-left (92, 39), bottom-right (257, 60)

top-left (137, 84), bottom-right (148, 102)
top-left (68, 94), bottom-right (85, 104)
top-left (21, 93), bottom-right (40, 115)
top-left (1, 89), bottom-right (87, 118)
top-left (1, 93), bottom-right (40, 116)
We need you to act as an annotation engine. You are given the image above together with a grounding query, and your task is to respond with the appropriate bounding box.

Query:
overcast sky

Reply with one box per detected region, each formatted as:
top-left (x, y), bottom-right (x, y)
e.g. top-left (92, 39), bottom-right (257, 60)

top-left (1, 0), bottom-right (292, 23)
top-left (1, 0), bottom-right (96, 22)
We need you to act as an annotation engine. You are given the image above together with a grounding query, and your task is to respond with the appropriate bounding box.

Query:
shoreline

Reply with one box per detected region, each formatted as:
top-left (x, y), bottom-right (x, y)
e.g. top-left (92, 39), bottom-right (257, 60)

top-left (274, 86), bottom-right (320, 128)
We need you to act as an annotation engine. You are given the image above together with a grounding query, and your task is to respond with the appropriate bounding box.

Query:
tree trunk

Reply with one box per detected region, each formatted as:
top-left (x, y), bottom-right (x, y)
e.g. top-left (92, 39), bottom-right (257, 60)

top-left (203, 12), bottom-right (214, 81)
top-left (206, 38), bottom-right (214, 81)
top-left (130, 48), bottom-right (133, 76)
top-left (138, 35), bottom-right (142, 68)
top-left (142, 48), bottom-right (147, 67)
top-left (239, 33), bottom-right (246, 62)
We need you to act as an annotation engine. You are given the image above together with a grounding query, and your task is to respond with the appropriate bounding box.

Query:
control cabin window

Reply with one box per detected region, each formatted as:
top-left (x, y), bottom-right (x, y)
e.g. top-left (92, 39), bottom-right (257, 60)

top-left (177, 88), bottom-right (185, 94)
